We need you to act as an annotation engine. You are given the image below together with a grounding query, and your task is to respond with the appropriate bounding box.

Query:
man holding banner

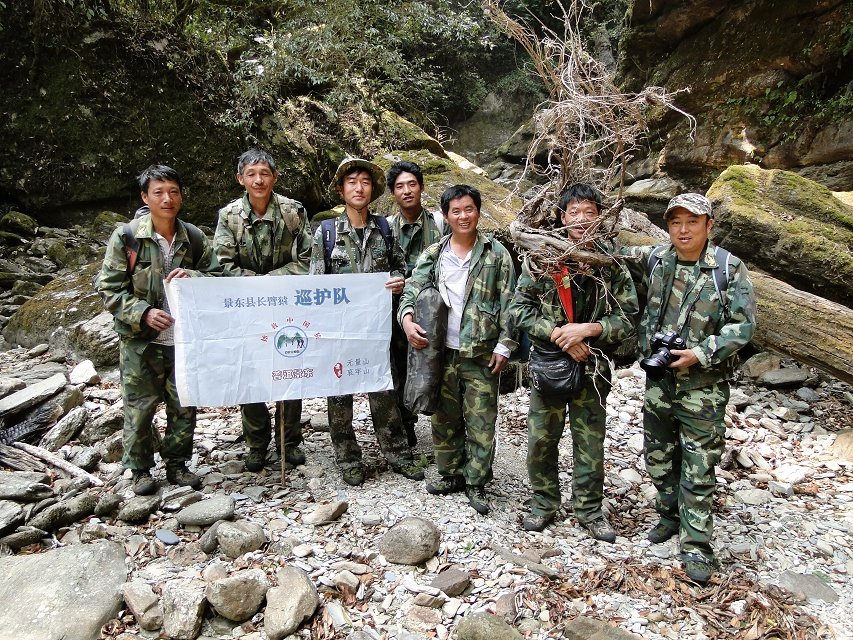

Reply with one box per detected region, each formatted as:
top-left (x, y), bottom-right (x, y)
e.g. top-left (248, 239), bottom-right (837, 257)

top-left (214, 148), bottom-right (313, 473)
top-left (308, 157), bottom-right (424, 486)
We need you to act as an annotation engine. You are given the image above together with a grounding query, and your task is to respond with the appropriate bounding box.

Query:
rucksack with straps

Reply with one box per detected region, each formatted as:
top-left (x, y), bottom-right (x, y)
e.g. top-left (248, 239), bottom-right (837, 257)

top-left (647, 244), bottom-right (731, 309)
top-left (321, 214), bottom-right (393, 273)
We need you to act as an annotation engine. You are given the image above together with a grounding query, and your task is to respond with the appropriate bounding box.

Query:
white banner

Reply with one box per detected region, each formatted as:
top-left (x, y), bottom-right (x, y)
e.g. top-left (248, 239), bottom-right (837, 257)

top-left (166, 273), bottom-right (393, 407)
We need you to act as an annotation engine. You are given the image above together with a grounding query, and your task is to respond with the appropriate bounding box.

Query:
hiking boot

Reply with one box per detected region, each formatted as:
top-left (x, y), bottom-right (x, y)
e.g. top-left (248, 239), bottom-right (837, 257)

top-left (245, 448), bottom-right (267, 472)
top-left (392, 461), bottom-right (425, 481)
top-left (582, 516), bottom-right (616, 543)
top-left (283, 444), bottom-right (306, 467)
top-left (465, 486), bottom-right (490, 515)
top-left (425, 475), bottom-right (464, 495)
top-left (341, 466), bottom-right (365, 486)
top-left (522, 513), bottom-right (552, 532)
top-left (647, 520), bottom-right (679, 543)
top-left (131, 470), bottom-right (156, 496)
top-left (682, 554), bottom-right (715, 584)
top-left (166, 464), bottom-right (202, 489)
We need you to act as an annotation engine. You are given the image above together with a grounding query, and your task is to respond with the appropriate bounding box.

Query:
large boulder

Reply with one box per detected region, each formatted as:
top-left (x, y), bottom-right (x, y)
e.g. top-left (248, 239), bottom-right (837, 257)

top-left (708, 164), bottom-right (853, 306)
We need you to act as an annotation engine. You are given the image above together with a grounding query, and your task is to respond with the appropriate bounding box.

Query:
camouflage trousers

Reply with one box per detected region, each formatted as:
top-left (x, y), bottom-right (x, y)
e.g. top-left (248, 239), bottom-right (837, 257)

top-left (431, 350), bottom-right (499, 487)
top-left (527, 370), bottom-right (610, 522)
top-left (241, 400), bottom-right (303, 452)
top-left (120, 340), bottom-right (195, 471)
top-left (644, 376), bottom-right (729, 561)
top-left (327, 390), bottom-right (412, 470)
top-left (391, 319), bottom-right (418, 433)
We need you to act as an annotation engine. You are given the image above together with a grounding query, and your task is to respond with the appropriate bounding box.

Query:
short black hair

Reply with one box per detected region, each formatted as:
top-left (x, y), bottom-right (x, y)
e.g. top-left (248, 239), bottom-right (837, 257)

top-left (386, 161), bottom-right (424, 192)
top-left (557, 183), bottom-right (603, 222)
top-left (237, 148), bottom-right (277, 174)
top-left (137, 164), bottom-right (183, 193)
top-left (440, 184), bottom-right (481, 215)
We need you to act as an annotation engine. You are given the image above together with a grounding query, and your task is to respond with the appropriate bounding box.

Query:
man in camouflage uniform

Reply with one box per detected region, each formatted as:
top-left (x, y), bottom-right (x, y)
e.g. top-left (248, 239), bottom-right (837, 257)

top-left (621, 193), bottom-right (755, 583)
top-left (214, 148), bottom-right (313, 472)
top-left (309, 157), bottom-right (423, 486)
top-left (385, 160), bottom-right (446, 446)
top-left (509, 184), bottom-right (638, 539)
top-left (400, 184), bottom-right (517, 515)
top-left (98, 164), bottom-right (220, 495)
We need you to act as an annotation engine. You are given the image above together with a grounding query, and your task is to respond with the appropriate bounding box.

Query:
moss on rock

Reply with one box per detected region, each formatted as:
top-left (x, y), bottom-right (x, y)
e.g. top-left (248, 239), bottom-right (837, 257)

top-left (0, 211), bottom-right (38, 236)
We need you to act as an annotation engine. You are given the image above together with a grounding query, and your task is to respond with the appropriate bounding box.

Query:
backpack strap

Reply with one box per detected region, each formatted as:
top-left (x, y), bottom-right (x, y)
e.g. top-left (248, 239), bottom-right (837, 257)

top-left (712, 245), bottom-right (731, 314)
top-left (321, 219), bottom-right (336, 273)
top-left (371, 214), bottom-right (393, 255)
top-left (646, 244), bottom-right (666, 283)
top-left (274, 194), bottom-right (303, 235)
top-left (181, 221), bottom-right (205, 269)
top-left (431, 210), bottom-right (446, 236)
top-left (123, 219), bottom-right (141, 274)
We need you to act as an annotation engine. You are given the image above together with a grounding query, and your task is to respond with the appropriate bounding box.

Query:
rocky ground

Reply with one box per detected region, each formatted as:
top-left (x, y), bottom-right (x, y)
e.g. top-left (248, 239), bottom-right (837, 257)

top-left (0, 344), bottom-right (852, 640)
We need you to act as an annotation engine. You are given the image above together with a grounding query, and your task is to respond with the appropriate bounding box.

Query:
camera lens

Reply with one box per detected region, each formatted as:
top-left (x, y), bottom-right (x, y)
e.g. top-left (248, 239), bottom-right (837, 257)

top-left (640, 349), bottom-right (672, 381)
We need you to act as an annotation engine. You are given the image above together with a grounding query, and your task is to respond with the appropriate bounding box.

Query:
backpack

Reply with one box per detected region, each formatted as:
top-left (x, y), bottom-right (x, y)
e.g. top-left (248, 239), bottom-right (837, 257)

top-left (646, 244), bottom-right (731, 310)
top-left (321, 214), bottom-right (393, 273)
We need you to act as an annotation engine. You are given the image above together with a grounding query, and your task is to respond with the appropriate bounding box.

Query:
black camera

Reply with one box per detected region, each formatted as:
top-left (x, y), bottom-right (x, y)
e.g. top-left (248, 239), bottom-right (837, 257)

top-left (640, 330), bottom-right (687, 380)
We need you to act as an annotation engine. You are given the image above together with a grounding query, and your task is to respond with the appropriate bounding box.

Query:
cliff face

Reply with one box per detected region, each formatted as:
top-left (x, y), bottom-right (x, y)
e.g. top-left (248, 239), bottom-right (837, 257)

top-left (616, 0), bottom-right (853, 191)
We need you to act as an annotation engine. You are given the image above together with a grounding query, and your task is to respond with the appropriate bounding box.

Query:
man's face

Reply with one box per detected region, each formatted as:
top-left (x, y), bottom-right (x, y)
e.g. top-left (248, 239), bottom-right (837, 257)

top-left (141, 178), bottom-right (182, 220)
top-left (561, 198), bottom-right (600, 241)
top-left (392, 171), bottom-right (423, 211)
top-left (445, 195), bottom-right (480, 236)
top-left (667, 208), bottom-right (713, 260)
top-left (237, 162), bottom-right (277, 203)
top-left (339, 170), bottom-right (373, 209)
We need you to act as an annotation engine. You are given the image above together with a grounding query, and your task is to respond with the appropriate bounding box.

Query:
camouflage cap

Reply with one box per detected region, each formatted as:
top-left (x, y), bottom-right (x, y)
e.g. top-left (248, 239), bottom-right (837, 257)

top-left (664, 193), bottom-right (713, 220)
top-left (330, 157), bottom-right (386, 204)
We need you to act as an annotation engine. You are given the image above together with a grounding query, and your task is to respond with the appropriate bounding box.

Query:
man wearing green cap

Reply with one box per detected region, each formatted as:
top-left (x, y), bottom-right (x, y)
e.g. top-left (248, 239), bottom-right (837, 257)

top-left (309, 157), bottom-right (424, 486)
top-left (621, 192), bottom-right (755, 584)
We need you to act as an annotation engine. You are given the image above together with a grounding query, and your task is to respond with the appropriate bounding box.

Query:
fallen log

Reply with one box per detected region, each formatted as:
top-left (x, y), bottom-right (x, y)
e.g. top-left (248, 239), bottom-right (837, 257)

top-left (11, 442), bottom-right (103, 487)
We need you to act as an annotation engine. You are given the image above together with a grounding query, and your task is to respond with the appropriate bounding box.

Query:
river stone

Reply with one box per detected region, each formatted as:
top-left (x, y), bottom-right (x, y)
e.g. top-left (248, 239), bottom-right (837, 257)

top-left (156, 529), bottom-right (181, 545)
top-left (777, 570), bottom-right (839, 603)
top-left (0, 500), bottom-right (24, 534)
top-left (455, 613), bottom-right (523, 640)
top-left (161, 581), bottom-right (206, 640)
top-left (199, 520), bottom-right (224, 554)
top-left (564, 615), bottom-right (642, 639)
top-left (176, 494), bottom-right (234, 526)
top-left (216, 520), bottom-right (266, 558)
top-left (122, 580), bottom-right (163, 631)
top-left (67, 311), bottom-right (121, 367)
top-left (0, 541), bottom-right (126, 640)
top-left (69, 359), bottom-right (100, 385)
top-left (430, 566), bottom-right (470, 596)
top-left (69, 445), bottom-right (101, 470)
top-left (728, 388), bottom-right (751, 409)
top-left (380, 517), bottom-right (440, 565)
top-left (829, 430), bottom-right (853, 461)
top-left (303, 499), bottom-right (348, 525)
top-left (333, 569), bottom-right (360, 592)
top-left (204, 568), bottom-right (269, 622)
top-left (26, 344), bottom-right (50, 358)
top-left (757, 368), bottom-right (809, 388)
top-left (78, 403), bottom-right (123, 445)
top-left (0, 211), bottom-right (38, 236)
top-left (740, 352), bottom-right (781, 378)
top-left (27, 493), bottom-right (97, 533)
top-left (0, 526), bottom-right (47, 550)
top-left (0, 471), bottom-right (54, 501)
top-left (734, 489), bottom-right (773, 505)
top-left (265, 566), bottom-right (320, 640)
top-left (405, 605), bottom-right (443, 633)
top-left (95, 492), bottom-right (123, 517)
top-left (0, 378), bottom-right (25, 401)
top-left (40, 405), bottom-right (89, 451)
top-left (117, 495), bottom-right (161, 523)
top-left (0, 372), bottom-right (66, 418)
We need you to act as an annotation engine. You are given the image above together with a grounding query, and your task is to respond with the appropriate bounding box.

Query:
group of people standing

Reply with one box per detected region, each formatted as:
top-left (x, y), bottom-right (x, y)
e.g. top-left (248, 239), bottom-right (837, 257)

top-left (97, 149), bottom-right (755, 585)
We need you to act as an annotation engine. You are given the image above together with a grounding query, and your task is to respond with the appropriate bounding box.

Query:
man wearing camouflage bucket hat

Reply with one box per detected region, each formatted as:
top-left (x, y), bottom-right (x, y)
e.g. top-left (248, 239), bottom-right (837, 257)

top-left (620, 192), bottom-right (756, 584)
top-left (308, 157), bottom-right (423, 487)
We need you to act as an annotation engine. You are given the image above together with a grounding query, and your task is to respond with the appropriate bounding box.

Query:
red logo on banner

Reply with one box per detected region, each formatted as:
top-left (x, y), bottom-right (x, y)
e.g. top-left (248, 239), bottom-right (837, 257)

top-left (333, 362), bottom-right (343, 379)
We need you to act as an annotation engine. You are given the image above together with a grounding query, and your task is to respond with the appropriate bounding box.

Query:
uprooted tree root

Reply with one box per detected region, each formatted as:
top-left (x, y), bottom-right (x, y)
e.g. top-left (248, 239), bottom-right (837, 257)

top-left (531, 560), bottom-right (835, 639)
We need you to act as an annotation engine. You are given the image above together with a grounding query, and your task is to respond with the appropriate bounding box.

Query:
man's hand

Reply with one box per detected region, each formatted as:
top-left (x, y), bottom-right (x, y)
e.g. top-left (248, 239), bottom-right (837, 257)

top-left (551, 324), bottom-right (585, 349)
top-left (165, 268), bottom-right (190, 282)
top-left (402, 314), bottom-right (428, 349)
top-left (489, 353), bottom-right (508, 374)
top-left (142, 308), bottom-right (175, 332)
top-left (566, 342), bottom-right (590, 362)
top-left (668, 348), bottom-right (699, 369)
top-left (384, 276), bottom-right (405, 295)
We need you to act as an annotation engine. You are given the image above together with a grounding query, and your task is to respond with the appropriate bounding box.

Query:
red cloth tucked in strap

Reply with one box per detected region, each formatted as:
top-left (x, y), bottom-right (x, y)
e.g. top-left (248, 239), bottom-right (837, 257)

top-left (550, 267), bottom-right (574, 323)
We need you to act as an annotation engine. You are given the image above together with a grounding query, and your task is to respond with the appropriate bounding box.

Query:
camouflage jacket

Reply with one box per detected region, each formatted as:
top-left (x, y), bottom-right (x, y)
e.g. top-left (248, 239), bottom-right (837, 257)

top-left (509, 255), bottom-right (639, 375)
top-left (308, 212), bottom-right (406, 277)
top-left (97, 213), bottom-right (220, 347)
top-left (398, 232), bottom-right (518, 359)
top-left (387, 208), bottom-right (446, 277)
top-left (620, 241), bottom-right (756, 390)
top-left (214, 193), bottom-right (311, 276)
